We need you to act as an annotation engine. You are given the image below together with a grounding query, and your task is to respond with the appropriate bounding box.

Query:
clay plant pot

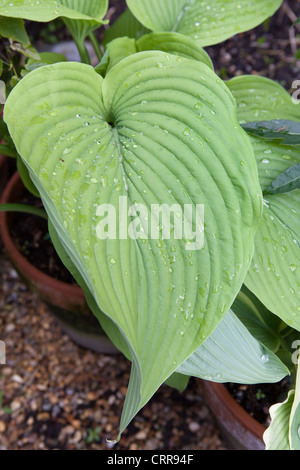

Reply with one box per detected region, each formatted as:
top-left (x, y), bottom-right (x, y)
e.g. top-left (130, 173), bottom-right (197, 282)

top-left (0, 171), bottom-right (117, 354)
top-left (201, 380), bottom-right (266, 450)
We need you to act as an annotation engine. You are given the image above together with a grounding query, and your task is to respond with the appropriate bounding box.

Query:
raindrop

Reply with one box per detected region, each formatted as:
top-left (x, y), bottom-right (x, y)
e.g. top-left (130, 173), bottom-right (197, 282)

top-left (109, 258), bottom-right (116, 265)
top-left (260, 353), bottom-right (269, 364)
top-left (194, 102), bottom-right (202, 110)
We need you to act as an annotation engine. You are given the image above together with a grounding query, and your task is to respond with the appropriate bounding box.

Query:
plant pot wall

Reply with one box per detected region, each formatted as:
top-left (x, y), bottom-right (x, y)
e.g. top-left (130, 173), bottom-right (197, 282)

top-left (201, 380), bottom-right (265, 450)
top-left (0, 171), bottom-right (118, 354)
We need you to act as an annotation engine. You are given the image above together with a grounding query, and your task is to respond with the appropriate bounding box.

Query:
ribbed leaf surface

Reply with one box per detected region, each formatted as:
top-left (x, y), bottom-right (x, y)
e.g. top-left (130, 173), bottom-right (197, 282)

top-left (126, 0), bottom-right (282, 46)
top-left (176, 309), bottom-right (288, 384)
top-left (0, 0), bottom-right (108, 22)
top-left (228, 75), bottom-right (300, 331)
top-left (4, 53), bottom-right (262, 436)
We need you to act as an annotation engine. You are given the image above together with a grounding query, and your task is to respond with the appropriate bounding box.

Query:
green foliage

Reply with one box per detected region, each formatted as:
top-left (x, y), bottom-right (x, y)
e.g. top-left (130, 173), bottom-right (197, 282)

top-left (126, 0), bottom-right (283, 46)
top-left (86, 426), bottom-right (102, 444)
top-left (242, 120), bottom-right (300, 146)
top-left (0, 0), bottom-right (299, 449)
top-left (4, 54), bottom-right (263, 437)
top-left (0, 390), bottom-right (12, 415)
top-left (264, 163), bottom-right (300, 196)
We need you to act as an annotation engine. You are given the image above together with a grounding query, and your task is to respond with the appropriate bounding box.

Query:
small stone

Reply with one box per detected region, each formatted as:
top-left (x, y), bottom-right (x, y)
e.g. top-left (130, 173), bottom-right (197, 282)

top-left (11, 374), bottom-right (23, 384)
top-left (135, 430), bottom-right (148, 440)
top-left (0, 421), bottom-right (6, 433)
top-left (189, 422), bottom-right (200, 433)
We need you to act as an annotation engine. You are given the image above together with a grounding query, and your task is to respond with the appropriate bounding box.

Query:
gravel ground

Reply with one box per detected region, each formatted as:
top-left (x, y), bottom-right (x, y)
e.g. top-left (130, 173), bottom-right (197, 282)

top-left (0, 247), bottom-right (227, 450)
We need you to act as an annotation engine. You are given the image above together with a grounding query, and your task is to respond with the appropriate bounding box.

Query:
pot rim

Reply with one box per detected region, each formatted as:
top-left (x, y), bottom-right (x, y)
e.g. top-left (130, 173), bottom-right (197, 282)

top-left (0, 170), bottom-right (85, 300)
top-left (202, 380), bottom-right (266, 439)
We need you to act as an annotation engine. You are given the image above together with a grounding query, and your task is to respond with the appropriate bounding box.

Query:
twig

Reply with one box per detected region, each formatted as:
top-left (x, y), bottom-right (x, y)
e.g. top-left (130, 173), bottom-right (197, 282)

top-left (289, 26), bottom-right (298, 55)
top-left (282, 1), bottom-right (298, 24)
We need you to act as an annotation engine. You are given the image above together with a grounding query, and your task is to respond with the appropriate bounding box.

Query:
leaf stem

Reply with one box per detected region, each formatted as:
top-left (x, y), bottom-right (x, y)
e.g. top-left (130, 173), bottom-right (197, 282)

top-left (0, 203), bottom-right (48, 220)
top-left (73, 37), bottom-right (91, 64)
top-left (88, 32), bottom-right (103, 61)
top-left (0, 143), bottom-right (17, 158)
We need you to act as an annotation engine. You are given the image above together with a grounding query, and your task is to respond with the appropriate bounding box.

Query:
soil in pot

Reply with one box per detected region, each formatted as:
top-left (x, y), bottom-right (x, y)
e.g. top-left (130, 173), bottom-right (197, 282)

top-left (10, 190), bottom-right (76, 286)
top-left (225, 378), bottom-right (291, 428)
top-left (1, 176), bottom-right (118, 353)
top-left (202, 376), bottom-right (292, 450)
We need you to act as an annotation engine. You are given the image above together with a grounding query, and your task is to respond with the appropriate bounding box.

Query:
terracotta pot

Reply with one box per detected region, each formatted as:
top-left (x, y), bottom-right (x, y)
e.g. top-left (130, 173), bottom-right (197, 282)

top-left (201, 380), bottom-right (266, 450)
top-left (0, 171), bottom-right (117, 354)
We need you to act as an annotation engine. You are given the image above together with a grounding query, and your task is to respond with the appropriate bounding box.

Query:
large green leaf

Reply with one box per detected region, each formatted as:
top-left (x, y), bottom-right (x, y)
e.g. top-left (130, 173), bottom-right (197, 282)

top-left (95, 37), bottom-right (137, 76)
top-left (227, 75), bottom-right (300, 123)
top-left (4, 53), bottom-right (262, 438)
top-left (228, 76), bottom-right (300, 331)
top-left (136, 32), bottom-right (213, 68)
top-left (263, 390), bottom-right (295, 450)
top-left (232, 285), bottom-right (283, 352)
top-left (126, 0), bottom-right (283, 47)
top-left (247, 190), bottom-right (300, 331)
top-left (103, 8), bottom-right (150, 45)
top-left (0, 0), bottom-right (108, 63)
top-left (0, 0), bottom-right (108, 23)
top-left (176, 309), bottom-right (289, 384)
top-left (290, 353), bottom-right (300, 450)
top-left (264, 353), bottom-right (300, 450)
top-left (95, 32), bottom-right (213, 76)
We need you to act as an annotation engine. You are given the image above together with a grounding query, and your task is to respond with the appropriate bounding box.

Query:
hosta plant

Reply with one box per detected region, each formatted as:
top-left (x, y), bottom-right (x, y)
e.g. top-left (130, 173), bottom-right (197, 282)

top-left (1, 0), bottom-right (300, 450)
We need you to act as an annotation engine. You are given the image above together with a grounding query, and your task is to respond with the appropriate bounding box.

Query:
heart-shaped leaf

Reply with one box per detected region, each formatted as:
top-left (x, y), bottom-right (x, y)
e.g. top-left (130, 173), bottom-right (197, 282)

top-left (126, 0), bottom-right (283, 47)
top-left (227, 75), bottom-right (300, 331)
top-left (4, 53), bottom-right (262, 437)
